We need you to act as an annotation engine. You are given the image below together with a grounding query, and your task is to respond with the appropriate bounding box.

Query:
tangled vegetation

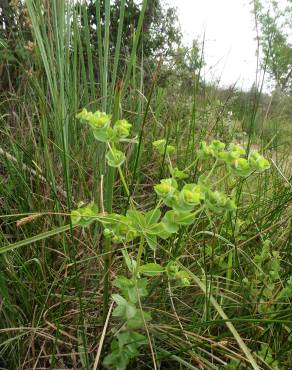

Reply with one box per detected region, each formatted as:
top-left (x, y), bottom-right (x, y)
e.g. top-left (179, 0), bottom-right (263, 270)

top-left (0, 0), bottom-right (291, 369)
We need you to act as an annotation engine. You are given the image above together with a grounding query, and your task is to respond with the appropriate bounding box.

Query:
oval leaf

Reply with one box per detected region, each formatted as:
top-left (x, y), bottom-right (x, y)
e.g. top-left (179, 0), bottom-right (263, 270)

top-left (139, 263), bottom-right (164, 276)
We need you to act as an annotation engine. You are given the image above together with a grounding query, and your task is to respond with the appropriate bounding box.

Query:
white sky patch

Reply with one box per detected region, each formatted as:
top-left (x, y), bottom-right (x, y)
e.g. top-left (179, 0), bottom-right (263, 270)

top-left (168, 0), bottom-right (261, 90)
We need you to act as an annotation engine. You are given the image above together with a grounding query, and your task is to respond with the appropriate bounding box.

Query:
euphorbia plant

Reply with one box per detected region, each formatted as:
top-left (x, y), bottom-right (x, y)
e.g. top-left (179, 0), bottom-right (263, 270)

top-left (73, 110), bottom-right (270, 369)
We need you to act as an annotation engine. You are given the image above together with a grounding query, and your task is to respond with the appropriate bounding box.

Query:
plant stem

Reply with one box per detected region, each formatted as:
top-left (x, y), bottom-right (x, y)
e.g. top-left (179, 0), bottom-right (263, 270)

top-left (206, 158), bottom-right (218, 180)
top-left (103, 89), bottom-right (120, 323)
top-left (118, 166), bottom-right (130, 197)
top-left (135, 236), bottom-right (145, 278)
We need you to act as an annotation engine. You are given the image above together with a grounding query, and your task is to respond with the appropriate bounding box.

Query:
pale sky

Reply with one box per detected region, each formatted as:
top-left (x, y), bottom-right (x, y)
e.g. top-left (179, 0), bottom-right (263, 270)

top-left (168, 0), bottom-right (261, 90)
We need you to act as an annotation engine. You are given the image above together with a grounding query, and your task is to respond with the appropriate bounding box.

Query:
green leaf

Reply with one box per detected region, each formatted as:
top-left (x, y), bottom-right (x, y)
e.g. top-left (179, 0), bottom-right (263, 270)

top-left (127, 279), bottom-right (148, 303)
top-left (139, 263), bottom-right (164, 276)
top-left (176, 211), bottom-right (199, 226)
top-left (145, 208), bottom-right (161, 224)
top-left (126, 303), bottom-right (137, 319)
top-left (155, 227), bottom-right (172, 240)
top-left (117, 332), bottom-right (132, 348)
top-left (113, 276), bottom-right (134, 290)
top-left (103, 350), bottom-right (120, 367)
top-left (112, 304), bottom-right (126, 318)
top-left (121, 249), bottom-right (136, 273)
top-left (145, 235), bottom-right (157, 251)
top-left (106, 148), bottom-right (125, 167)
top-left (126, 311), bottom-right (152, 329)
top-left (126, 209), bottom-right (146, 229)
top-left (146, 222), bottom-right (165, 235)
top-left (92, 126), bottom-right (113, 142)
top-left (112, 294), bottom-right (137, 319)
top-left (161, 211), bottom-right (179, 233)
top-left (129, 332), bottom-right (147, 346)
top-left (112, 294), bottom-right (127, 306)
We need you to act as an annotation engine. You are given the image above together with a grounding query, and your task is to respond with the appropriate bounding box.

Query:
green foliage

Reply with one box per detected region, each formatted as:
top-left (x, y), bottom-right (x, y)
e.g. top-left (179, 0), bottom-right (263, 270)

top-left (170, 167), bottom-right (189, 179)
top-left (72, 111), bottom-right (271, 367)
top-left (139, 262), bottom-right (164, 276)
top-left (258, 343), bottom-right (281, 370)
top-left (103, 331), bottom-right (148, 369)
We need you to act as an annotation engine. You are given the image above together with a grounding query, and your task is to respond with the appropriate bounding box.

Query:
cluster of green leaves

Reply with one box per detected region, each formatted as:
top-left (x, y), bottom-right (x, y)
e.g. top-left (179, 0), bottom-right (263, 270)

top-left (103, 257), bottom-right (193, 369)
top-left (103, 275), bottom-right (150, 369)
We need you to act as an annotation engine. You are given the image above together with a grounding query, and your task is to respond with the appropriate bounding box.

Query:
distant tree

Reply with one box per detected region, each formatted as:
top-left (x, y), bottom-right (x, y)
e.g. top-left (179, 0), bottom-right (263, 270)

top-left (0, 0), bottom-right (32, 89)
top-left (254, 0), bottom-right (292, 92)
top-left (85, 0), bottom-right (182, 62)
top-left (158, 40), bottom-right (203, 93)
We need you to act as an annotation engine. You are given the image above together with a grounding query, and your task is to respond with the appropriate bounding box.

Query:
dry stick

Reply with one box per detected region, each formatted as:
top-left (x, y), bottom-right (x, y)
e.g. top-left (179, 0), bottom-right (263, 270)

top-left (0, 146), bottom-right (69, 199)
top-left (33, 340), bottom-right (46, 370)
top-left (92, 302), bottom-right (114, 370)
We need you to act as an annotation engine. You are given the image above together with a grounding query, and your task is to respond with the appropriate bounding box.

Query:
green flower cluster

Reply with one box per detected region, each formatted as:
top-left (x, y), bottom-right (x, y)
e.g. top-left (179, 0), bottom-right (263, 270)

top-left (103, 214), bottom-right (137, 243)
top-left (198, 140), bottom-right (270, 177)
top-left (198, 139), bottom-right (225, 159)
top-left (70, 202), bottom-right (98, 227)
top-left (170, 167), bottom-right (189, 179)
top-left (76, 109), bottom-right (132, 167)
top-left (113, 119), bottom-right (132, 139)
top-left (153, 139), bottom-right (175, 155)
top-left (153, 140), bottom-right (189, 179)
top-left (204, 189), bottom-right (236, 213)
top-left (154, 176), bottom-right (234, 214)
top-left (76, 109), bottom-right (111, 130)
top-left (166, 261), bottom-right (191, 286)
